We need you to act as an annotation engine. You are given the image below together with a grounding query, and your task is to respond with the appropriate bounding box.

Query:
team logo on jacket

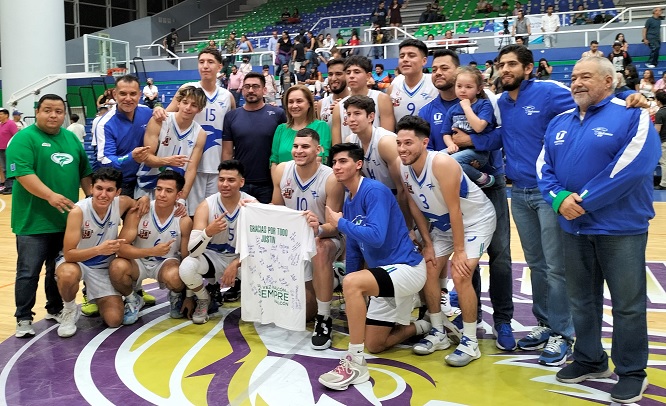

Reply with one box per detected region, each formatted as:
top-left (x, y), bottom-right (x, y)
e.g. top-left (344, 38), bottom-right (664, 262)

top-left (522, 106), bottom-right (540, 115)
top-left (51, 153), bottom-right (73, 167)
top-left (433, 112), bottom-right (443, 125)
top-left (592, 127), bottom-right (613, 137)
top-left (554, 130), bottom-right (567, 145)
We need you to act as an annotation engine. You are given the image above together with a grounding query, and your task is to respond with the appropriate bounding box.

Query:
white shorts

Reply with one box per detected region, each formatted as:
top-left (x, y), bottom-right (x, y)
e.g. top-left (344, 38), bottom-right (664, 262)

top-left (366, 259), bottom-right (427, 326)
top-left (430, 227), bottom-right (494, 259)
top-left (56, 256), bottom-right (120, 302)
top-left (135, 257), bottom-right (179, 288)
top-left (189, 173), bottom-right (218, 216)
top-left (202, 250), bottom-right (239, 281)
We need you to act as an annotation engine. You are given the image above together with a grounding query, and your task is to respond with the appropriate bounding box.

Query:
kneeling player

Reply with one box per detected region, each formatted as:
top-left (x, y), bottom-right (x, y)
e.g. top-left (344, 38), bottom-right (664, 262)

top-left (56, 168), bottom-right (148, 337)
top-left (179, 160), bottom-right (255, 324)
top-left (110, 170), bottom-right (193, 324)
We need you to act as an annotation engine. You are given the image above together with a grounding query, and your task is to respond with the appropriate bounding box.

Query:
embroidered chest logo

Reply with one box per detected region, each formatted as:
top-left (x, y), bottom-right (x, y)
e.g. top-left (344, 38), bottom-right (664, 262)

top-left (592, 127), bottom-right (613, 137)
top-left (554, 130), bottom-right (567, 145)
top-left (523, 106), bottom-right (541, 116)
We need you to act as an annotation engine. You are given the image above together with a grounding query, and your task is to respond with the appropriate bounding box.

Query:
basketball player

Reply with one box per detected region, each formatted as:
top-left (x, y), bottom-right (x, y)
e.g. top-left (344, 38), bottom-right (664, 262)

top-left (317, 58), bottom-right (350, 130)
top-left (388, 39), bottom-right (438, 123)
top-left (271, 128), bottom-right (345, 349)
top-left (318, 143), bottom-right (428, 391)
top-left (396, 115), bottom-right (496, 367)
top-left (178, 160), bottom-right (254, 324)
top-left (331, 55), bottom-right (395, 144)
top-left (55, 168), bottom-right (149, 337)
top-left (136, 86), bottom-right (207, 200)
top-left (154, 47), bottom-right (236, 215)
top-left (109, 170), bottom-right (193, 325)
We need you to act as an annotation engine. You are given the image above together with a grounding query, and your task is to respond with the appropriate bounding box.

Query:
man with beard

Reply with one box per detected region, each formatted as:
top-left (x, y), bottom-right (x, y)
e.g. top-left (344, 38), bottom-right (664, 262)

top-left (223, 72), bottom-right (287, 203)
top-left (419, 49), bottom-right (517, 352)
top-left (317, 59), bottom-right (350, 131)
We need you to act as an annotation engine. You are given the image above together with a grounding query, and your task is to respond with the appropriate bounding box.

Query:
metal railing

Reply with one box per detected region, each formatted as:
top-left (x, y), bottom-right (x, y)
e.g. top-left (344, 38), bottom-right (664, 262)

top-left (601, 4), bottom-right (665, 28)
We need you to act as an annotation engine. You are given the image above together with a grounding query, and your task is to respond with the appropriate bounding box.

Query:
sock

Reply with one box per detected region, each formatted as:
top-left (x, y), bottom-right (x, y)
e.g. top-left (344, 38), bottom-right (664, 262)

top-left (317, 299), bottom-right (331, 319)
top-left (439, 278), bottom-right (449, 291)
top-left (413, 319), bottom-right (431, 335)
top-left (463, 321), bottom-right (477, 340)
top-left (64, 300), bottom-right (76, 311)
top-left (194, 288), bottom-right (210, 301)
top-left (348, 343), bottom-right (365, 361)
top-left (429, 311), bottom-right (444, 333)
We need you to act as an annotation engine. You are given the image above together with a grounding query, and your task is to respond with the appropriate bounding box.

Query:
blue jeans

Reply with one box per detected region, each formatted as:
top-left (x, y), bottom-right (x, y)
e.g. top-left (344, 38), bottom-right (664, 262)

top-left (241, 181), bottom-right (273, 204)
top-left (511, 186), bottom-right (574, 340)
top-left (563, 232), bottom-right (648, 378)
top-left (473, 176), bottom-right (514, 326)
top-left (648, 38), bottom-right (661, 66)
top-left (15, 233), bottom-right (64, 320)
top-left (451, 148), bottom-right (489, 182)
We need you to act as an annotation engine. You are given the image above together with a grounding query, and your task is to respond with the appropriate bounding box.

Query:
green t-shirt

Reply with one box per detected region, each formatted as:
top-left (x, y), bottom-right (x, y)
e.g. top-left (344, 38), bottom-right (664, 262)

top-left (6, 124), bottom-right (93, 235)
top-left (270, 120), bottom-right (332, 165)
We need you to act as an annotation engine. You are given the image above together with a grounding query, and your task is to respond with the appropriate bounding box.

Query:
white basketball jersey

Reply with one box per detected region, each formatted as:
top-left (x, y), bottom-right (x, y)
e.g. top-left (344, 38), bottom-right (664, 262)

top-left (184, 81), bottom-right (232, 174)
top-left (401, 151), bottom-right (495, 234)
top-left (136, 112), bottom-right (202, 189)
top-left (237, 203), bottom-right (316, 331)
top-left (390, 73), bottom-right (438, 122)
top-left (77, 197), bottom-right (120, 269)
top-left (348, 126), bottom-right (397, 190)
top-left (339, 89), bottom-right (382, 140)
top-left (134, 201), bottom-right (182, 264)
top-left (279, 160), bottom-right (333, 220)
top-left (204, 191), bottom-right (253, 254)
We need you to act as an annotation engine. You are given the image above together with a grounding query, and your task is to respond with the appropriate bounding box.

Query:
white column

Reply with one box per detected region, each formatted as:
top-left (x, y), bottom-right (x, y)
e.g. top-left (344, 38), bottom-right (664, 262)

top-left (0, 0), bottom-right (67, 115)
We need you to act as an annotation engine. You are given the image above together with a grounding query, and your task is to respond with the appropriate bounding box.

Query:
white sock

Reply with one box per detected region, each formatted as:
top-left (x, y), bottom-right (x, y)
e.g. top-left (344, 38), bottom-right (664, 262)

top-left (317, 299), bottom-right (331, 319)
top-left (429, 311), bottom-right (444, 333)
top-left (194, 289), bottom-right (210, 301)
top-left (413, 319), bottom-right (431, 335)
top-left (64, 300), bottom-right (76, 311)
top-left (439, 278), bottom-right (449, 291)
top-left (348, 343), bottom-right (365, 361)
top-left (463, 321), bottom-right (477, 340)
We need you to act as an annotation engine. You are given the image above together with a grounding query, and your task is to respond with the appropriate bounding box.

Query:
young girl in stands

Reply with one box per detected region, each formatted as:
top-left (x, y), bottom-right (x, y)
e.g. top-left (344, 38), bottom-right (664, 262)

top-left (441, 67), bottom-right (496, 188)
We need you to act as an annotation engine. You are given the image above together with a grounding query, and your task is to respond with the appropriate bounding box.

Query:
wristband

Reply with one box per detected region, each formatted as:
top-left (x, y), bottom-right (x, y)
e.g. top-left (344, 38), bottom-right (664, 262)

top-left (317, 225), bottom-right (324, 236)
top-left (177, 198), bottom-right (186, 206)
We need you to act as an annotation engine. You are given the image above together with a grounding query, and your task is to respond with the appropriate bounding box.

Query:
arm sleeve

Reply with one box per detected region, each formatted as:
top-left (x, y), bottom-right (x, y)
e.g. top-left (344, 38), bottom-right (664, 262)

top-left (344, 233), bottom-right (363, 273)
top-left (470, 126), bottom-right (503, 151)
top-left (270, 125), bottom-right (284, 164)
top-left (5, 134), bottom-right (35, 178)
top-left (476, 99), bottom-right (497, 130)
top-left (222, 112), bottom-right (234, 142)
top-left (337, 189), bottom-right (390, 248)
top-left (96, 123), bottom-right (133, 170)
top-left (579, 109), bottom-right (661, 212)
top-left (440, 108), bottom-right (454, 136)
top-left (548, 82), bottom-right (577, 118)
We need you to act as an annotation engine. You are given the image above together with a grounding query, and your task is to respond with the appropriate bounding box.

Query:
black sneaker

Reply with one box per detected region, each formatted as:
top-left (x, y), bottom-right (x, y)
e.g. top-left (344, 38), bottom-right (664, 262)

top-left (556, 361), bottom-right (612, 383)
top-left (1, 188), bottom-right (12, 195)
top-left (311, 314), bottom-right (332, 350)
top-left (223, 279), bottom-right (241, 302)
top-left (610, 376), bottom-right (648, 404)
top-left (206, 282), bottom-right (224, 305)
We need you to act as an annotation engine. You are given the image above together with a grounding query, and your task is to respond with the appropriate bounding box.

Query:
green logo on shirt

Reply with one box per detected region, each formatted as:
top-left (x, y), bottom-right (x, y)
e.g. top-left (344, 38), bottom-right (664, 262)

top-left (51, 153), bottom-right (74, 167)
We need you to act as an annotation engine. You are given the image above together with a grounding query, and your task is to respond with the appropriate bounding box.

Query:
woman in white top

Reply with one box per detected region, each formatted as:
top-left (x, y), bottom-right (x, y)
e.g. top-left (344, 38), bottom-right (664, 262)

top-left (639, 69), bottom-right (656, 99)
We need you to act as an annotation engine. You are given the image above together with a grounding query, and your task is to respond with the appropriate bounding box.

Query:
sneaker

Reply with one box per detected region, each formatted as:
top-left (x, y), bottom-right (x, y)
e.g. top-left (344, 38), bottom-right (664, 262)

top-left (556, 361), bottom-right (612, 384)
top-left (440, 290), bottom-right (461, 317)
top-left (15, 320), bottom-right (35, 338)
top-left (538, 335), bottom-right (571, 366)
top-left (493, 323), bottom-right (517, 351)
top-left (517, 325), bottom-right (551, 350)
top-left (413, 328), bottom-right (451, 355)
top-left (442, 316), bottom-right (463, 345)
top-left (193, 298), bottom-right (210, 324)
top-left (646, 63), bottom-right (656, 68)
top-left (1, 188), bottom-right (12, 195)
top-left (610, 376), bottom-right (649, 404)
top-left (57, 306), bottom-right (80, 338)
top-left (122, 292), bottom-right (145, 325)
top-left (81, 294), bottom-right (99, 317)
top-left (169, 291), bottom-right (184, 319)
top-left (445, 336), bottom-right (481, 367)
top-left (206, 282), bottom-right (225, 305)
top-left (223, 279), bottom-right (241, 302)
top-left (479, 174), bottom-right (496, 189)
top-left (318, 353), bottom-right (370, 390)
top-left (312, 314), bottom-right (333, 350)
top-left (139, 290), bottom-right (156, 306)
top-left (44, 311), bottom-right (63, 323)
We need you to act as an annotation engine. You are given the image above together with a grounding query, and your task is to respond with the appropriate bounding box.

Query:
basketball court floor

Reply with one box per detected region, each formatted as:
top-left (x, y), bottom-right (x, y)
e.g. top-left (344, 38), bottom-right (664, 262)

top-left (1, 193), bottom-right (666, 405)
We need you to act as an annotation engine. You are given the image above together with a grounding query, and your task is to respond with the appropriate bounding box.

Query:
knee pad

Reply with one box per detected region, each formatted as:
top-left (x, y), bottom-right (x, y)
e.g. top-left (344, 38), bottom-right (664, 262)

top-left (179, 256), bottom-right (208, 289)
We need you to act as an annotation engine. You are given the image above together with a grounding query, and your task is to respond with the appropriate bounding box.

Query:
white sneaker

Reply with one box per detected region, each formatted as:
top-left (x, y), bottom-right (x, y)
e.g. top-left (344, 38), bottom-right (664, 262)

top-left (193, 298), bottom-right (210, 324)
top-left (440, 290), bottom-right (461, 317)
top-left (319, 353), bottom-right (370, 390)
top-left (413, 328), bottom-right (451, 355)
top-left (445, 336), bottom-right (481, 367)
top-left (15, 320), bottom-right (35, 338)
top-left (44, 311), bottom-right (63, 323)
top-left (57, 306), bottom-right (80, 338)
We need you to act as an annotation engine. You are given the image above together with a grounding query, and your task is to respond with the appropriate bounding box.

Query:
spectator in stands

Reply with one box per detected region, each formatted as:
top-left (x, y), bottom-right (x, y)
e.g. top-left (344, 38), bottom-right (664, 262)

top-left (304, 31), bottom-right (318, 69)
top-left (513, 1), bottom-right (524, 16)
top-left (655, 90), bottom-right (666, 190)
top-left (581, 40), bottom-right (604, 58)
top-left (280, 8), bottom-right (290, 23)
top-left (279, 63), bottom-right (297, 95)
top-left (609, 41), bottom-right (632, 73)
top-left (347, 33), bottom-right (362, 56)
top-left (288, 8), bottom-right (301, 24)
top-left (642, 7), bottom-right (662, 68)
top-left (268, 31), bottom-right (279, 54)
top-left (476, 0), bottom-right (493, 14)
top-left (654, 72), bottom-right (666, 91)
top-left (536, 58), bottom-right (553, 80)
top-left (483, 59), bottom-right (495, 84)
top-left (371, 25), bottom-right (388, 59)
top-left (315, 33), bottom-right (328, 64)
top-left (498, 2), bottom-right (510, 18)
top-left (469, 60), bottom-right (478, 68)
top-left (276, 31), bottom-right (293, 70)
top-left (296, 65), bottom-right (309, 85)
top-left (238, 34), bottom-right (254, 55)
top-left (541, 5), bottom-right (560, 48)
top-left (515, 36), bottom-right (525, 46)
top-left (335, 33), bottom-right (345, 48)
top-left (263, 65), bottom-right (278, 104)
top-left (223, 31), bottom-right (238, 73)
top-left (12, 111), bottom-right (25, 131)
top-left (430, 0), bottom-right (444, 20)
top-left (0, 107), bottom-right (18, 194)
top-left (639, 69), bottom-right (656, 99)
top-left (163, 28), bottom-right (178, 65)
top-left (142, 78), bottom-right (159, 109)
top-left (572, 5), bottom-right (590, 25)
top-left (615, 33), bottom-right (629, 52)
top-left (239, 55), bottom-right (252, 76)
top-left (321, 33), bottom-right (334, 62)
top-left (427, 34), bottom-right (435, 41)
top-left (292, 35), bottom-right (307, 72)
top-left (615, 72), bottom-right (631, 93)
top-left (271, 85), bottom-right (331, 166)
top-left (389, 0), bottom-right (407, 27)
top-left (97, 88), bottom-right (115, 108)
top-left (67, 114), bottom-right (86, 143)
top-left (228, 65), bottom-right (243, 106)
top-left (207, 40), bottom-right (218, 50)
top-left (512, 10), bottom-right (530, 46)
top-left (372, 63), bottom-right (392, 92)
top-left (306, 68), bottom-right (324, 97)
top-left (373, 0), bottom-right (389, 27)
top-left (419, 4), bottom-right (438, 23)
top-left (624, 64), bottom-right (640, 91)
top-left (217, 71), bottom-right (229, 89)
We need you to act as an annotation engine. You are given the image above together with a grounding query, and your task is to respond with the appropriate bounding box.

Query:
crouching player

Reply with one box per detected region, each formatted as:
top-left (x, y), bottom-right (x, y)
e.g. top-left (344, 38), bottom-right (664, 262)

top-left (110, 170), bottom-right (193, 324)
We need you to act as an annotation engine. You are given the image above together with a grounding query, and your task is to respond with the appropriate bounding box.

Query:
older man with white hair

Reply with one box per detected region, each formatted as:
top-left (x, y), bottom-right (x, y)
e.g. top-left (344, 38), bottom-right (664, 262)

top-left (537, 56), bottom-right (660, 404)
